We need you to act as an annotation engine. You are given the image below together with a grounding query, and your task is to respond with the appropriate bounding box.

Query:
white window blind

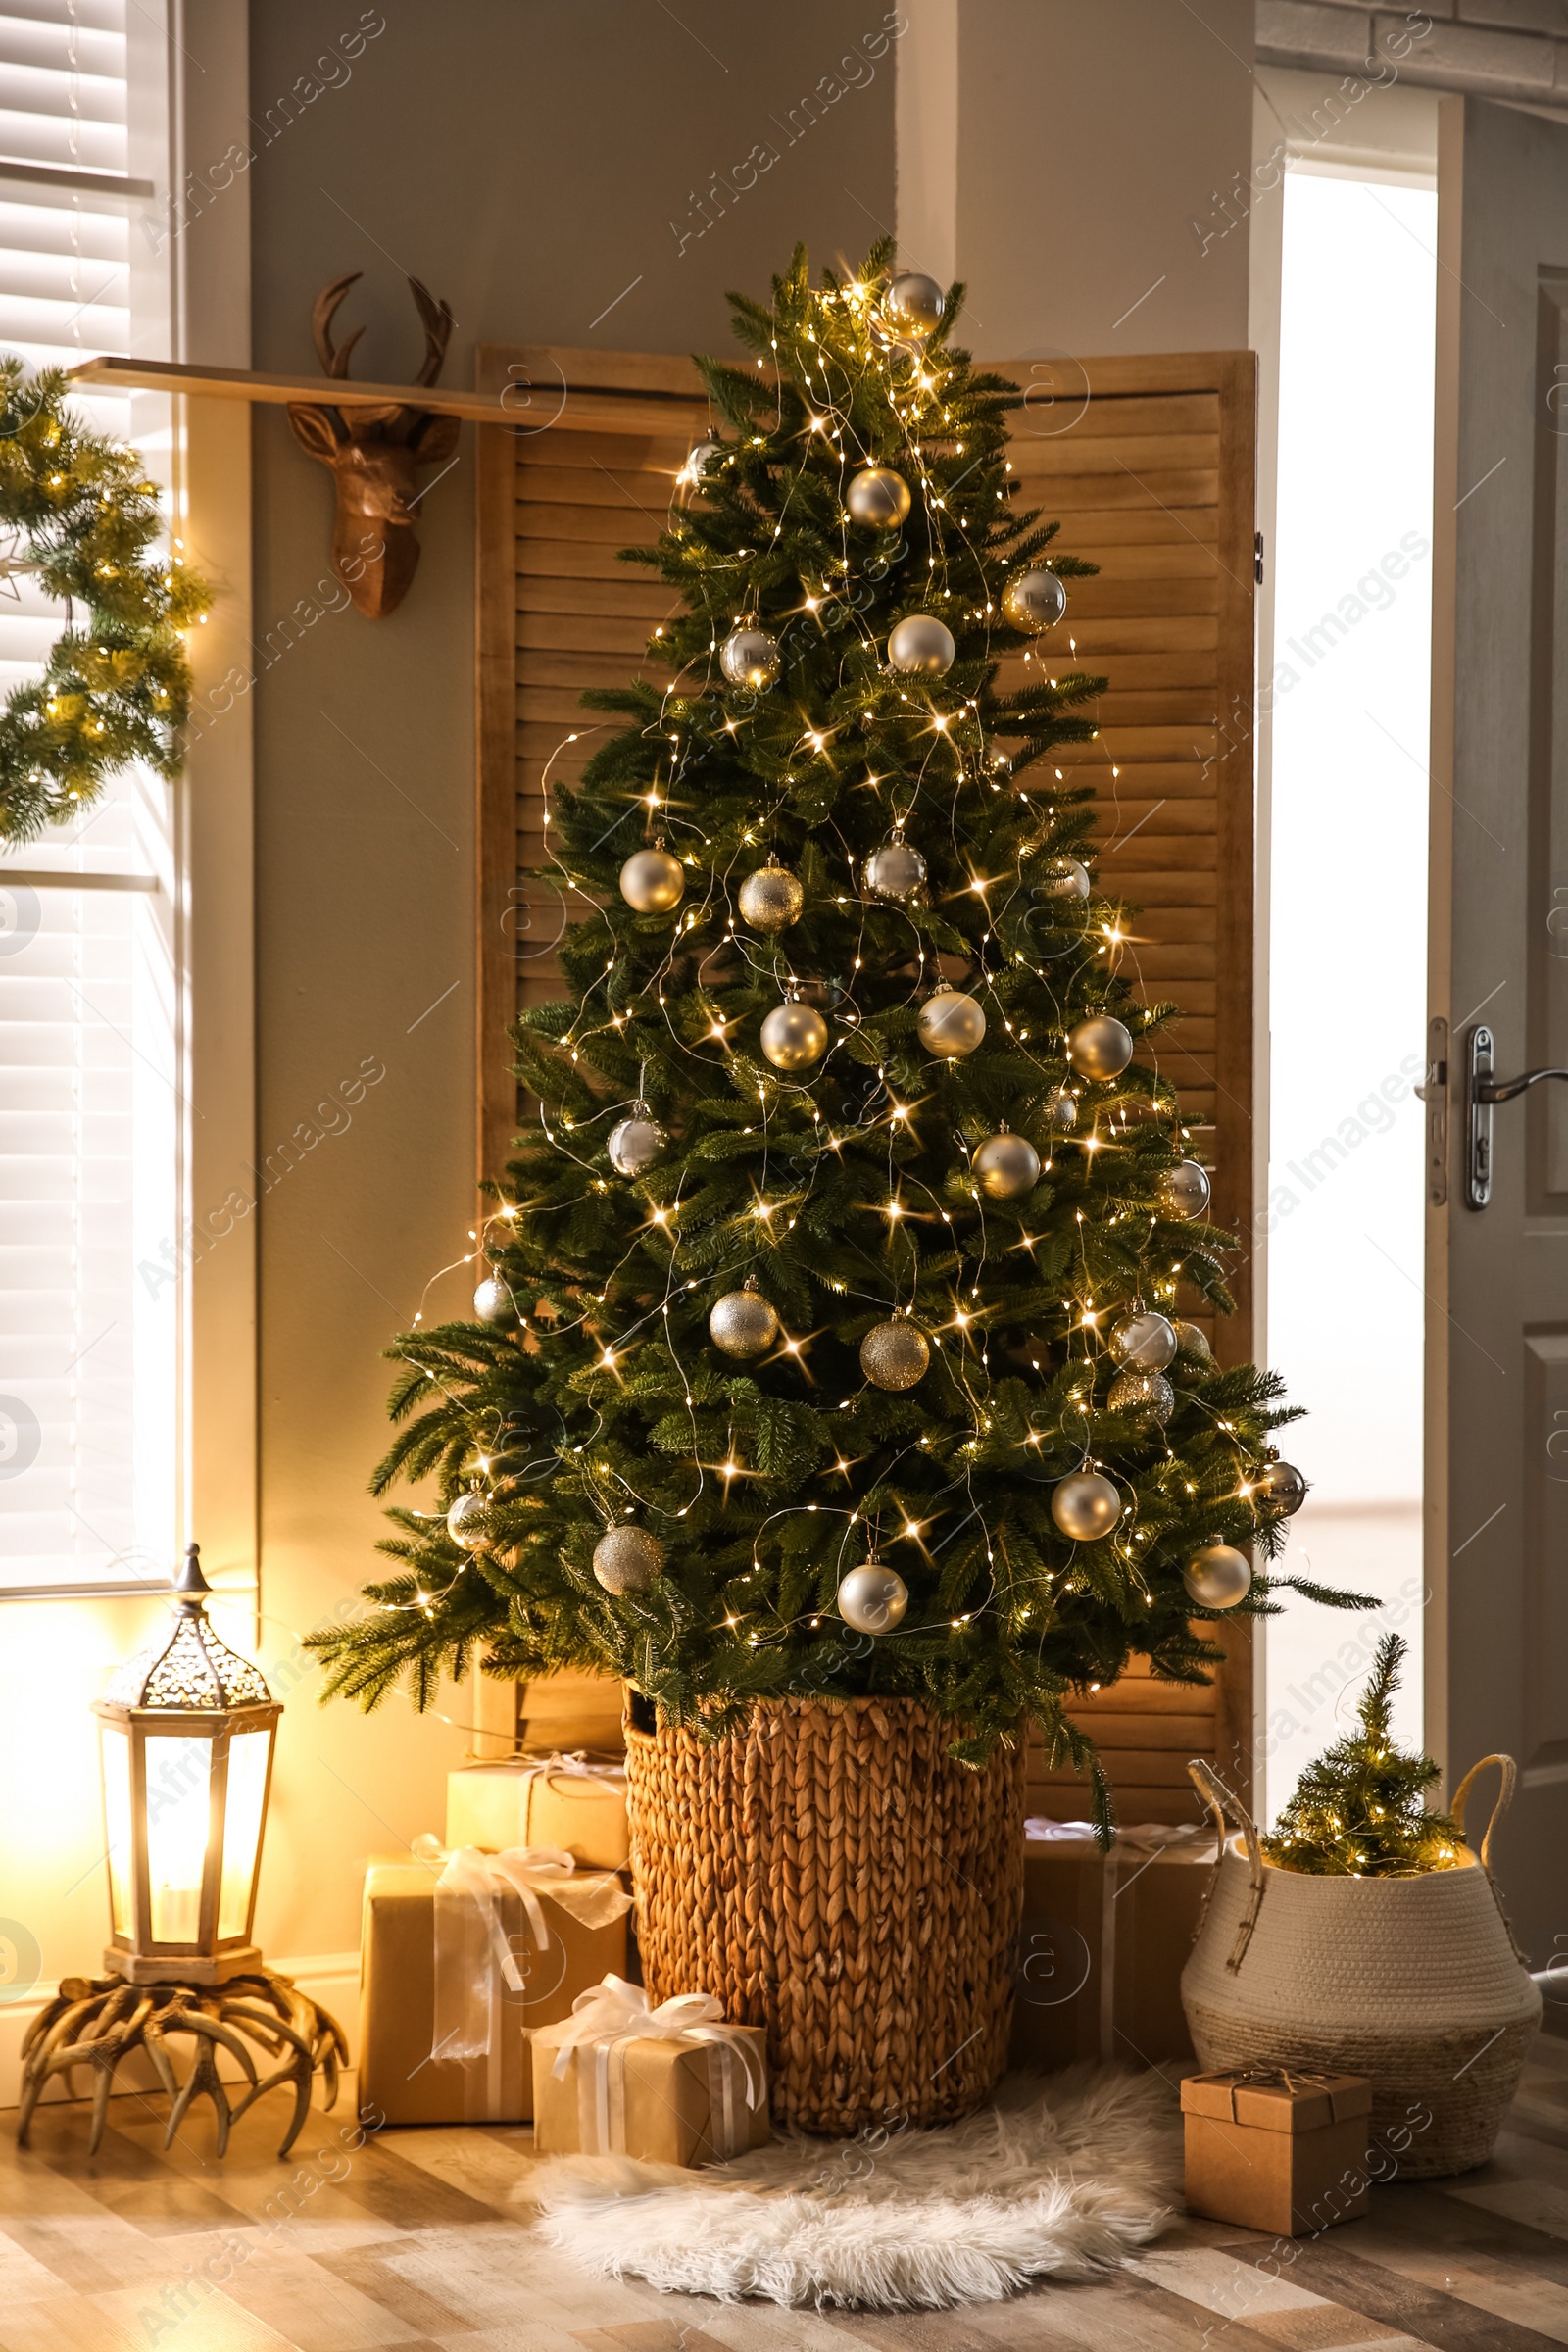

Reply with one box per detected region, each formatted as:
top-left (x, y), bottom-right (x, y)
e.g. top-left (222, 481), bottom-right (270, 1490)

top-left (0, 0), bottom-right (178, 1595)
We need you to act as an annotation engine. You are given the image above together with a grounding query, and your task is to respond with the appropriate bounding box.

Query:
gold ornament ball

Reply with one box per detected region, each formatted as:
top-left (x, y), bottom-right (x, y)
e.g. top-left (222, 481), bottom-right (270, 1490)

top-left (884, 270), bottom-right (945, 338)
top-left (861, 835), bottom-right (927, 902)
top-left (446, 1492), bottom-right (490, 1552)
top-left (473, 1276), bottom-right (518, 1328)
top-left (859, 1319), bottom-right (931, 1391)
top-left (709, 1283), bottom-right (780, 1359)
top-left (1003, 567), bottom-right (1068, 633)
top-left (1066, 1013), bottom-right (1133, 1081)
top-left (1051, 1471), bottom-right (1121, 1541)
top-left (1109, 1309), bottom-right (1177, 1373)
top-left (887, 614), bottom-right (956, 675)
top-left (593, 1523), bottom-right (664, 1595)
top-left (1183, 1542), bottom-right (1252, 1609)
top-left (619, 848), bottom-right (685, 913)
top-left (1036, 854), bottom-right (1090, 901)
top-left (608, 1108), bottom-right (666, 1176)
top-left (760, 999), bottom-right (829, 1070)
top-left (918, 986), bottom-right (986, 1058)
top-left (738, 857), bottom-right (804, 932)
top-left (846, 466), bottom-right (911, 528)
top-left (1157, 1159), bottom-right (1211, 1220)
top-left (974, 1130), bottom-right (1041, 1200)
top-left (1173, 1318), bottom-right (1212, 1363)
top-left (837, 1559), bottom-right (909, 1635)
top-left (1255, 1458), bottom-right (1306, 1516)
top-left (719, 626), bottom-right (781, 690)
top-left (1107, 1367), bottom-right (1175, 1425)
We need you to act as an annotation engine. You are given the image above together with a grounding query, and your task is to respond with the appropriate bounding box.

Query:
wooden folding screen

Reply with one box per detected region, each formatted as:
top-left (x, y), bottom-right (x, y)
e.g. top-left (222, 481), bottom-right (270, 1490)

top-left (475, 343), bottom-right (1257, 1816)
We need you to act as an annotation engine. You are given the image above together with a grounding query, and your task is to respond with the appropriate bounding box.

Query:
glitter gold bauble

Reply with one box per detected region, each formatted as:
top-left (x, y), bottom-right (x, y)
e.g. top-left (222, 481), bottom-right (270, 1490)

top-left (760, 999), bottom-right (829, 1070)
top-left (1035, 854), bottom-right (1090, 901)
top-left (1107, 1367), bottom-right (1174, 1425)
top-left (917, 986), bottom-right (986, 1057)
top-left (473, 1276), bottom-right (518, 1328)
top-left (846, 466), bottom-right (911, 527)
top-left (719, 625), bottom-right (780, 690)
top-left (1255, 1457), bottom-right (1306, 1516)
top-left (884, 270), bottom-right (945, 338)
top-left (608, 1106), bottom-right (666, 1176)
top-left (1003, 567), bottom-right (1068, 633)
top-left (837, 1558), bottom-right (909, 1635)
top-left (1157, 1159), bottom-right (1211, 1220)
top-left (1173, 1318), bottom-right (1212, 1363)
top-left (1051, 1471), bottom-right (1120, 1541)
top-left (859, 1319), bottom-right (930, 1391)
top-left (973, 1129), bottom-right (1041, 1200)
top-left (619, 847), bottom-right (684, 913)
top-left (708, 1279), bottom-right (780, 1360)
top-left (887, 613), bottom-right (956, 674)
top-left (1066, 1013), bottom-right (1133, 1081)
top-left (446, 1492), bottom-right (490, 1552)
top-left (592, 1524), bottom-right (664, 1594)
top-left (1183, 1542), bottom-right (1251, 1609)
top-left (861, 833), bottom-right (926, 902)
top-left (737, 856), bottom-right (803, 932)
top-left (1108, 1309), bottom-right (1177, 1373)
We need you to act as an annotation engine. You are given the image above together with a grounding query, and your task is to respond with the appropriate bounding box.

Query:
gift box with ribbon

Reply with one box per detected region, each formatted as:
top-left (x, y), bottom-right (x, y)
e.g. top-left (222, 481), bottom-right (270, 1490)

top-left (1182, 2067), bottom-right (1373, 2236)
top-left (446, 1751), bottom-right (629, 1872)
top-left (358, 1838), bottom-right (632, 2127)
top-left (530, 1975), bottom-right (770, 2166)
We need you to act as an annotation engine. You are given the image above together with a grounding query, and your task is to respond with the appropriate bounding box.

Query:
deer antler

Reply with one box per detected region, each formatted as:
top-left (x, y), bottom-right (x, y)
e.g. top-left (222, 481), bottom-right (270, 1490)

top-left (408, 277), bottom-right (453, 387)
top-left (312, 271), bottom-right (367, 379)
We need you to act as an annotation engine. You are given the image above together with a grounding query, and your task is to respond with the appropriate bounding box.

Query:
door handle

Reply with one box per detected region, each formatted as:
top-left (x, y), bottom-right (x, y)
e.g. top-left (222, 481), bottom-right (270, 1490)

top-left (1464, 1023), bottom-right (1568, 1207)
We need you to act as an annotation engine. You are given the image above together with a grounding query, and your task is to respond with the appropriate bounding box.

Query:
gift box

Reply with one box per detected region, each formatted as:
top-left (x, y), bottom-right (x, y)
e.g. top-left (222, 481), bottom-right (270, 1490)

top-left (359, 1842), bottom-right (631, 2126)
top-left (446, 1753), bottom-right (629, 1871)
top-left (1182, 2069), bottom-right (1373, 2236)
top-left (531, 1978), bottom-right (771, 2166)
top-left (1011, 1819), bottom-right (1216, 2071)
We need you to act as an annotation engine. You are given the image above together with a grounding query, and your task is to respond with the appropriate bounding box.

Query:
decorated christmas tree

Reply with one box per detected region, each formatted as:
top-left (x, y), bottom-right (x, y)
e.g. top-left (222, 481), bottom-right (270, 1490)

top-left (311, 242), bottom-right (1363, 1822)
top-left (1264, 1635), bottom-right (1459, 1876)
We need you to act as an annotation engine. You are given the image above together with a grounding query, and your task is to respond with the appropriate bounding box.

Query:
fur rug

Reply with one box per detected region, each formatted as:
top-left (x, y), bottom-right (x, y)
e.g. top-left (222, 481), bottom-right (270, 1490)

top-left (523, 2066), bottom-right (1181, 2310)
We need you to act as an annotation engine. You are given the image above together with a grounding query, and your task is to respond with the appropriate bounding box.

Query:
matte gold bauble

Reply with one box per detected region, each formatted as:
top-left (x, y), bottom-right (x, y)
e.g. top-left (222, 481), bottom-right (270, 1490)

top-left (1051, 1471), bottom-right (1120, 1541)
top-left (861, 833), bottom-right (927, 902)
top-left (1106, 1367), bottom-right (1174, 1425)
top-left (737, 856), bottom-right (804, 932)
top-left (1108, 1309), bottom-right (1177, 1373)
top-left (592, 1523), bottom-right (664, 1594)
top-left (446, 1492), bottom-right (490, 1552)
top-left (973, 1129), bottom-right (1041, 1200)
top-left (1003, 567), bottom-right (1068, 633)
top-left (884, 270), bottom-right (945, 338)
top-left (619, 848), bottom-right (684, 913)
top-left (1066, 1013), bottom-right (1133, 1081)
top-left (608, 1105), bottom-right (666, 1176)
top-left (887, 613), bottom-right (956, 674)
top-left (859, 1319), bottom-right (930, 1391)
top-left (917, 986), bottom-right (986, 1058)
top-left (719, 626), bottom-right (781, 690)
top-left (473, 1276), bottom-right (518, 1328)
top-left (846, 466), bottom-right (911, 527)
top-left (837, 1558), bottom-right (909, 1635)
top-left (760, 998), bottom-right (829, 1070)
top-left (1173, 1318), bottom-right (1212, 1363)
top-left (1255, 1457), bottom-right (1306, 1515)
top-left (708, 1279), bottom-right (780, 1360)
top-left (1035, 854), bottom-right (1090, 901)
top-left (1157, 1159), bottom-right (1211, 1220)
top-left (1183, 1542), bottom-right (1251, 1609)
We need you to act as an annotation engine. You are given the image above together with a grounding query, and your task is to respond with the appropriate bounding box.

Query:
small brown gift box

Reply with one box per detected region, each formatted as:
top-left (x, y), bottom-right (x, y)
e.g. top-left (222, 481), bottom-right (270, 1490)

top-left (445, 1757), bottom-right (629, 1871)
top-left (531, 2000), bottom-right (771, 2167)
top-left (1182, 2069), bottom-right (1373, 2236)
top-left (359, 1860), bottom-right (629, 2127)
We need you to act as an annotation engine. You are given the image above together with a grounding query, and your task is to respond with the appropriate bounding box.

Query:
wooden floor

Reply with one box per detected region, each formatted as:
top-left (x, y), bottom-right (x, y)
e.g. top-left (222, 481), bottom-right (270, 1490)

top-left (7, 2037), bottom-right (1568, 2349)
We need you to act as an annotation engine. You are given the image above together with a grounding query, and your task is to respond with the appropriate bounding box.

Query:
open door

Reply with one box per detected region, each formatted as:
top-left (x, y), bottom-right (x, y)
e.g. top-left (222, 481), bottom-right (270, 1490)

top-left (1430, 96), bottom-right (1568, 1963)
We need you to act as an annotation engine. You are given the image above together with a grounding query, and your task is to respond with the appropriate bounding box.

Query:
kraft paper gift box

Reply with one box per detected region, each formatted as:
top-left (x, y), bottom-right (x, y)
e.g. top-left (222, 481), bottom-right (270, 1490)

top-left (358, 1845), bottom-right (631, 2127)
top-left (531, 1979), bottom-right (771, 2166)
top-left (446, 1755), bottom-right (630, 1871)
top-left (1182, 2069), bottom-right (1373, 2236)
top-left (1010, 1819), bottom-right (1216, 2071)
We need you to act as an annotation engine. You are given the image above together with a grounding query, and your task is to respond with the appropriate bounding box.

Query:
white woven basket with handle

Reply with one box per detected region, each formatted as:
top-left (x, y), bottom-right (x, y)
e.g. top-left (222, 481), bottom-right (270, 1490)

top-left (1181, 1755), bottom-right (1542, 2178)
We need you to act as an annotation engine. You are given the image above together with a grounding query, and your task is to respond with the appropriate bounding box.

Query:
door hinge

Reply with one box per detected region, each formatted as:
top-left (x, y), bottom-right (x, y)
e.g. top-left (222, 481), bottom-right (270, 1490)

top-left (1254, 530), bottom-right (1264, 585)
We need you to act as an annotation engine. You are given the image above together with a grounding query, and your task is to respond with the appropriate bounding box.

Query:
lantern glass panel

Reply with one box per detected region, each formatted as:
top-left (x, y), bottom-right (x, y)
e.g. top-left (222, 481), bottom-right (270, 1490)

top-left (218, 1727), bottom-right (270, 1937)
top-left (144, 1731), bottom-right (215, 1943)
top-left (100, 1723), bottom-right (132, 1934)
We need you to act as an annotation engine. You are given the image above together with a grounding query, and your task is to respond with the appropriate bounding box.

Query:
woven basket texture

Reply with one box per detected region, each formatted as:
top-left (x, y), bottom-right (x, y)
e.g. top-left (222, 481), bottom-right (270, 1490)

top-left (1182, 1843), bottom-right (1542, 2177)
top-left (624, 1697), bottom-right (1026, 2136)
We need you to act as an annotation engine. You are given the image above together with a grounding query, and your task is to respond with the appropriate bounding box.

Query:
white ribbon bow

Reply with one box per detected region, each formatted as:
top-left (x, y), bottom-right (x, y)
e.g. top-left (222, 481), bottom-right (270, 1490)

top-left (546, 1973), bottom-right (765, 2158)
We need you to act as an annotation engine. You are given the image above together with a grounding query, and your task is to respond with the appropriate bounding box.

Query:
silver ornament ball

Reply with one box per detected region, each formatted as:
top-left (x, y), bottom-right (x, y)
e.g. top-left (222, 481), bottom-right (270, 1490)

top-left (1003, 568), bottom-right (1068, 633)
top-left (837, 1559), bottom-right (909, 1636)
top-left (1066, 1013), bottom-right (1133, 1081)
top-left (846, 466), bottom-right (911, 528)
top-left (887, 613), bottom-right (956, 675)
top-left (709, 1282), bottom-right (780, 1360)
top-left (861, 835), bottom-right (927, 902)
top-left (608, 1107), bottom-right (666, 1177)
top-left (1109, 1309), bottom-right (1177, 1373)
top-left (446, 1491), bottom-right (490, 1552)
top-left (918, 986), bottom-right (986, 1058)
top-left (974, 1130), bottom-right (1041, 1200)
top-left (738, 857), bottom-right (805, 932)
top-left (884, 270), bottom-right (945, 338)
top-left (760, 999), bottom-right (829, 1070)
top-left (859, 1320), bottom-right (931, 1391)
top-left (1183, 1542), bottom-right (1252, 1610)
top-left (678, 439), bottom-right (721, 491)
top-left (719, 625), bottom-right (781, 690)
top-left (1051, 1471), bottom-right (1121, 1541)
top-left (1107, 1367), bottom-right (1175, 1426)
top-left (593, 1523), bottom-right (664, 1595)
top-left (1173, 1318), bottom-right (1212, 1363)
top-left (1255, 1458), bottom-right (1306, 1516)
top-left (1157, 1159), bottom-right (1211, 1220)
top-left (473, 1276), bottom-right (518, 1328)
top-left (1036, 855), bottom-right (1090, 901)
top-left (619, 848), bottom-right (685, 913)
top-left (984, 744), bottom-right (1013, 781)
top-left (1047, 1084), bottom-right (1079, 1132)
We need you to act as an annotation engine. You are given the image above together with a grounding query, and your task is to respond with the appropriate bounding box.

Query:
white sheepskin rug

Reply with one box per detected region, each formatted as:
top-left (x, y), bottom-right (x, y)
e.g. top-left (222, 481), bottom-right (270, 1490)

top-left (522, 2066), bottom-right (1180, 2310)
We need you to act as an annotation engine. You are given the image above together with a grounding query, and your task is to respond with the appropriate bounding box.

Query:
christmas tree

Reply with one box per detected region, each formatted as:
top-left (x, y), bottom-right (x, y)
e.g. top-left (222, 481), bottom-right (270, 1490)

top-left (1264, 1635), bottom-right (1459, 1876)
top-left (310, 242), bottom-right (1365, 1819)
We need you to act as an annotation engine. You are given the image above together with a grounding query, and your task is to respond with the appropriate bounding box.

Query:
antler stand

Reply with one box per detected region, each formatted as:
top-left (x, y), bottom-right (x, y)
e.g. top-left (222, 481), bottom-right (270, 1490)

top-left (17, 1972), bottom-right (350, 2158)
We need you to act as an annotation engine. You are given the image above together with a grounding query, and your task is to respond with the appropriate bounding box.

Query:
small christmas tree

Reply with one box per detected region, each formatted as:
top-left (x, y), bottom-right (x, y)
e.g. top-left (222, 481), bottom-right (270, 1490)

top-left (1264, 1635), bottom-right (1460, 1876)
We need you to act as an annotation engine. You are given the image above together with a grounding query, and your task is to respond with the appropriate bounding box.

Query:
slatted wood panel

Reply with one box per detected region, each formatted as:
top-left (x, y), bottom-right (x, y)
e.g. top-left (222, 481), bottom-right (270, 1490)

top-left (475, 344), bottom-right (1256, 1820)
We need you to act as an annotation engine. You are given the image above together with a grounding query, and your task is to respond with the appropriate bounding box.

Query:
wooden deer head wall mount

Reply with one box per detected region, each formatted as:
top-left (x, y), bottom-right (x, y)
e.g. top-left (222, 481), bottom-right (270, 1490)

top-left (287, 272), bottom-right (459, 619)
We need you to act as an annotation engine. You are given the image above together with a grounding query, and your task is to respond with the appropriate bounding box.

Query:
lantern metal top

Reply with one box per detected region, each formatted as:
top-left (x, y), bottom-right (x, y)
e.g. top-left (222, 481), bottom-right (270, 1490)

top-left (102, 1544), bottom-right (272, 1711)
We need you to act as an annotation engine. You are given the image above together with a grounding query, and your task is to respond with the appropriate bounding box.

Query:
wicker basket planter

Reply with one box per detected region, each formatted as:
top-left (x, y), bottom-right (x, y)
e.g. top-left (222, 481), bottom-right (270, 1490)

top-left (1182, 1759), bottom-right (1542, 2178)
top-left (624, 1697), bottom-right (1026, 2136)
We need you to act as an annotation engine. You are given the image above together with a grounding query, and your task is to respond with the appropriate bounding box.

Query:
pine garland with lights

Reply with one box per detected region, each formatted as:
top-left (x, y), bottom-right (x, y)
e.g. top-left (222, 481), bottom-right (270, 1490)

top-left (1263, 1635), bottom-right (1460, 1877)
top-left (310, 242), bottom-right (1369, 1813)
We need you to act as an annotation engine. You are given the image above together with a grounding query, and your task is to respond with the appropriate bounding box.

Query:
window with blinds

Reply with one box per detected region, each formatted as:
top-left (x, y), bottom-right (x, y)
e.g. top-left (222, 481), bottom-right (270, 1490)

top-left (0, 0), bottom-right (178, 1595)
